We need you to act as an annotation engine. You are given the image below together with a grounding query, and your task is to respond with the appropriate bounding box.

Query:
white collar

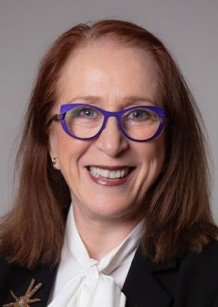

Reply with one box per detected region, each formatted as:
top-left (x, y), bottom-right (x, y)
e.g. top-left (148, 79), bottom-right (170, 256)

top-left (49, 204), bottom-right (144, 306)
top-left (64, 204), bottom-right (145, 274)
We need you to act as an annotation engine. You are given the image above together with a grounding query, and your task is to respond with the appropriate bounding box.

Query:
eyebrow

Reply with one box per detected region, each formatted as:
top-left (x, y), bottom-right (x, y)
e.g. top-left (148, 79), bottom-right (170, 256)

top-left (66, 95), bottom-right (157, 107)
top-left (68, 96), bottom-right (102, 104)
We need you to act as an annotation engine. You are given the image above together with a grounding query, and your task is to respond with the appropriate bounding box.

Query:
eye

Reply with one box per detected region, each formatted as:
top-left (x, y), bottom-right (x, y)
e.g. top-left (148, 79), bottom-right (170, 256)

top-left (69, 107), bottom-right (99, 119)
top-left (127, 109), bottom-right (151, 121)
top-left (79, 108), bottom-right (98, 118)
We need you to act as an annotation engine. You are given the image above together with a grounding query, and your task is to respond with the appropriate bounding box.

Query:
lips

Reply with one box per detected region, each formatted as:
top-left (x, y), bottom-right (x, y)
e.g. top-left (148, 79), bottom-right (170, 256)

top-left (87, 166), bottom-right (135, 186)
top-left (89, 166), bottom-right (130, 179)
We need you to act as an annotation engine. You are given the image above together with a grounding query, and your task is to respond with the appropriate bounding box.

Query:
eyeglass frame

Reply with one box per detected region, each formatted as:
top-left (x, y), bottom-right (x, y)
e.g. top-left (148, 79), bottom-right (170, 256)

top-left (50, 103), bottom-right (166, 142)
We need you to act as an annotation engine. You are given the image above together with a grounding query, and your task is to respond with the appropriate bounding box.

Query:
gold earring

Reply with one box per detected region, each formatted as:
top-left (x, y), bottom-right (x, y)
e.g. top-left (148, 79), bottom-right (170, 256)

top-left (51, 157), bottom-right (58, 166)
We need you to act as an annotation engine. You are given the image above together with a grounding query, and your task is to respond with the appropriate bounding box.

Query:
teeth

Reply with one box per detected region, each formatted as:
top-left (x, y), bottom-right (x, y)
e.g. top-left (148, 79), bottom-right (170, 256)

top-left (89, 167), bottom-right (130, 179)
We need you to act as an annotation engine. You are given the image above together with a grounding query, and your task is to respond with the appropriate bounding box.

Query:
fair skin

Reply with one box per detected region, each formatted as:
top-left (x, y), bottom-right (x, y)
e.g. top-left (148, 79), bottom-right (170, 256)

top-left (49, 41), bottom-right (165, 259)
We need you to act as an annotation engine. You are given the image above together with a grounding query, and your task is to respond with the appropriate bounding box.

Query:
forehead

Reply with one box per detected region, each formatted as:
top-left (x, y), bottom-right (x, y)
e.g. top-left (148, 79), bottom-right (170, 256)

top-left (56, 41), bottom-right (160, 106)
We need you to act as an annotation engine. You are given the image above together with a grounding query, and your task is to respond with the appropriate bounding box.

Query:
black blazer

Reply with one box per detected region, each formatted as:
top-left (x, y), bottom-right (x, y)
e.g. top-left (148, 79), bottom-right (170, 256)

top-left (1, 239), bottom-right (218, 307)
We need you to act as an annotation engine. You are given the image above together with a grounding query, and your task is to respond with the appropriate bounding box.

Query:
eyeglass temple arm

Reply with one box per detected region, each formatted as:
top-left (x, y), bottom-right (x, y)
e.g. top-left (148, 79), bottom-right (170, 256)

top-left (46, 113), bottom-right (66, 128)
top-left (51, 113), bottom-right (66, 122)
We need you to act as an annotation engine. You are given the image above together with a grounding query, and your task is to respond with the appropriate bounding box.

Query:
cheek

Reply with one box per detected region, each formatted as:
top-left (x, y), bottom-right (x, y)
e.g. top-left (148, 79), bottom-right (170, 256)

top-left (139, 137), bottom-right (165, 170)
top-left (51, 125), bottom-right (73, 155)
top-left (54, 131), bottom-right (91, 170)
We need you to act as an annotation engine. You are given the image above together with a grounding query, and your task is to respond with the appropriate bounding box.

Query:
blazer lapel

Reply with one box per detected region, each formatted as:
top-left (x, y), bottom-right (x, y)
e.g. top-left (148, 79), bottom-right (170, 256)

top-left (32, 264), bottom-right (58, 306)
top-left (122, 246), bottom-right (177, 307)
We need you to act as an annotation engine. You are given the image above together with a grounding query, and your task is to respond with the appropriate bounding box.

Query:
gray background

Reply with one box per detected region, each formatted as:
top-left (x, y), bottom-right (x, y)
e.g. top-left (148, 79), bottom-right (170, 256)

top-left (0, 0), bottom-right (217, 221)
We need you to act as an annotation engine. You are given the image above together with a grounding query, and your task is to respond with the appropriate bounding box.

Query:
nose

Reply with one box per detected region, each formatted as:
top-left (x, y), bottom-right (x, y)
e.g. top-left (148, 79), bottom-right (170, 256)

top-left (95, 117), bottom-right (129, 156)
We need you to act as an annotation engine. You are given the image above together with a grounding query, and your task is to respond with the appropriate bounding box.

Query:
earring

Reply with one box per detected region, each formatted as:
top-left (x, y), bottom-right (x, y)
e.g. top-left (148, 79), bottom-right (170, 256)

top-left (51, 157), bottom-right (58, 167)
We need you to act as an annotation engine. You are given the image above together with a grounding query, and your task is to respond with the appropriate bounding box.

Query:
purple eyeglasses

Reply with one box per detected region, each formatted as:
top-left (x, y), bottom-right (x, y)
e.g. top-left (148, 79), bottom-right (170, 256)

top-left (50, 103), bottom-right (166, 142)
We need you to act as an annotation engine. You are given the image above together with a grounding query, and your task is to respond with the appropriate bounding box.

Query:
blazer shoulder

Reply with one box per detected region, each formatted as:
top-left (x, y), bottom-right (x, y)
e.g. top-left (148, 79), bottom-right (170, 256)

top-left (170, 239), bottom-right (218, 306)
top-left (0, 255), bottom-right (13, 276)
top-left (0, 256), bottom-right (32, 289)
top-left (0, 256), bottom-right (57, 305)
top-left (181, 238), bottom-right (218, 268)
top-left (192, 238), bottom-right (218, 261)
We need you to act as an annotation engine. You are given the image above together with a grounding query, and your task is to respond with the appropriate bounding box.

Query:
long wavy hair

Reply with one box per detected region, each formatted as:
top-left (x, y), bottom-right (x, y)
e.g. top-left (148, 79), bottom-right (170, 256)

top-left (0, 19), bottom-right (217, 268)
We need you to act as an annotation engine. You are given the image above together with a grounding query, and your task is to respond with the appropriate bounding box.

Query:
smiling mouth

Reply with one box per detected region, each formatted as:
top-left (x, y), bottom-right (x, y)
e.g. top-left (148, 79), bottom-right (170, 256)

top-left (88, 166), bottom-right (134, 179)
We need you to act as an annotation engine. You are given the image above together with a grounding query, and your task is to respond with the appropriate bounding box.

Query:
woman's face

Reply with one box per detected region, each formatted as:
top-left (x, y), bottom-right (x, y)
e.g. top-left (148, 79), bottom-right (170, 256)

top-left (49, 42), bottom-right (165, 223)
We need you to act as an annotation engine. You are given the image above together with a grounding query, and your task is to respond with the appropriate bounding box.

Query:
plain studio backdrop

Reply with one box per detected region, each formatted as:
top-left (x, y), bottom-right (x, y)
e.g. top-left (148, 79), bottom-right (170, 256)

top-left (0, 0), bottom-right (217, 222)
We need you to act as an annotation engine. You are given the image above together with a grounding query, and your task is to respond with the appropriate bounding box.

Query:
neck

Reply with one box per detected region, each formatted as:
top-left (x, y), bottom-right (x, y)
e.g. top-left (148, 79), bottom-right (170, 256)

top-left (73, 208), bottom-right (140, 260)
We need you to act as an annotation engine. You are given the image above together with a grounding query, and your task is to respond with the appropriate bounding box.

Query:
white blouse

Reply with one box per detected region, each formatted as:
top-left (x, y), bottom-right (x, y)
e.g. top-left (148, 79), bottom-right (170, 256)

top-left (48, 205), bottom-right (144, 307)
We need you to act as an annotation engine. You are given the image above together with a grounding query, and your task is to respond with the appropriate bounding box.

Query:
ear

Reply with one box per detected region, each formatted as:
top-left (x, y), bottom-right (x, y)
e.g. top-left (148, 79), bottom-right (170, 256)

top-left (48, 129), bottom-right (61, 170)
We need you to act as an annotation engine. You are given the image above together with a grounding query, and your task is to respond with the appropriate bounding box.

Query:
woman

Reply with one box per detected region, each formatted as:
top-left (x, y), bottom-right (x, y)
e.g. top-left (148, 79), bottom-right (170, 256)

top-left (0, 19), bottom-right (218, 307)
